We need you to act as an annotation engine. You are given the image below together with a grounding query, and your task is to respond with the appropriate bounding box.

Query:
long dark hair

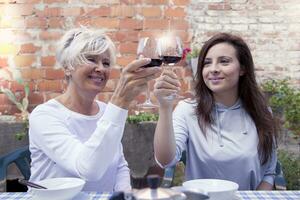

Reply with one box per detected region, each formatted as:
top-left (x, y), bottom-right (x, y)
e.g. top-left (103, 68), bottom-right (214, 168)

top-left (195, 33), bottom-right (278, 165)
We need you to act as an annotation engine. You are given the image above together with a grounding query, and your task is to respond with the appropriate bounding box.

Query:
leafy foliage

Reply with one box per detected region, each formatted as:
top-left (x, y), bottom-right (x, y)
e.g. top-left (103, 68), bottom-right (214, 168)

top-left (261, 78), bottom-right (300, 138)
top-left (0, 72), bottom-right (30, 140)
top-left (127, 112), bottom-right (159, 124)
top-left (278, 150), bottom-right (300, 190)
top-left (0, 77), bottom-right (30, 120)
top-left (183, 47), bottom-right (200, 61)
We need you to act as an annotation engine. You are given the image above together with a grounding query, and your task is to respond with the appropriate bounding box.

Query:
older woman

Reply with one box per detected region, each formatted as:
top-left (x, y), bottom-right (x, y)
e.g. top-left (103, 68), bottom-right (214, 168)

top-left (29, 28), bottom-right (161, 192)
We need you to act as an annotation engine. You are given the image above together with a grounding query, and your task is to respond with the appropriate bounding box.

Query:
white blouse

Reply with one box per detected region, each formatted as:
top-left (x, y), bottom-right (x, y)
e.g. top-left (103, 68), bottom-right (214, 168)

top-left (29, 99), bottom-right (131, 192)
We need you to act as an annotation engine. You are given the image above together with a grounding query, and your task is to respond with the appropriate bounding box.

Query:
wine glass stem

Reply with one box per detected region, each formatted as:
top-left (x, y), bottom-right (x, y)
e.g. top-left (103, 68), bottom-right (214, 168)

top-left (146, 82), bottom-right (151, 102)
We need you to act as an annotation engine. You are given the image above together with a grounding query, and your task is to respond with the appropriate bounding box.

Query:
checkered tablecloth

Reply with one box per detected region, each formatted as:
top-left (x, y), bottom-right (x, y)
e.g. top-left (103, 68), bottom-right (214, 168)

top-left (0, 191), bottom-right (299, 200)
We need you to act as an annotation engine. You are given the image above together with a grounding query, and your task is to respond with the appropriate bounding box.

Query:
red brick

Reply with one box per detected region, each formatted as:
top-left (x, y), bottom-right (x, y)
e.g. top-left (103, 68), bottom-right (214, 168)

top-left (76, 18), bottom-right (119, 29)
top-left (41, 56), bottom-right (56, 67)
top-left (0, 57), bottom-right (8, 67)
top-left (21, 68), bottom-right (42, 79)
top-left (119, 19), bottom-right (142, 30)
top-left (10, 81), bottom-right (26, 92)
top-left (28, 93), bottom-right (44, 104)
top-left (44, 68), bottom-right (65, 79)
top-left (103, 79), bottom-right (117, 92)
top-left (116, 55), bottom-right (136, 67)
top-left (19, 43), bottom-right (41, 54)
top-left (44, 0), bottom-right (67, 3)
top-left (109, 68), bottom-right (121, 79)
top-left (111, 5), bottom-right (136, 17)
top-left (144, 19), bottom-right (169, 30)
top-left (0, 93), bottom-right (11, 105)
top-left (48, 17), bottom-right (65, 28)
top-left (141, 7), bottom-right (161, 17)
top-left (119, 42), bottom-right (138, 54)
top-left (39, 31), bottom-right (62, 40)
top-left (1, 4), bottom-right (34, 16)
top-left (139, 30), bottom-right (164, 38)
top-left (164, 7), bottom-right (185, 18)
top-left (14, 55), bottom-right (35, 67)
top-left (38, 80), bottom-right (63, 92)
top-left (37, 7), bottom-right (61, 17)
top-left (170, 19), bottom-right (189, 30)
top-left (25, 17), bottom-right (47, 29)
top-left (113, 31), bottom-right (139, 42)
top-left (144, 0), bottom-right (167, 5)
top-left (120, 0), bottom-right (142, 4)
top-left (0, 79), bottom-right (9, 87)
top-left (172, 0), bottom-right (189, 6)
top-left (92, 18), bottom-right (119, 29)
top-left (84, 7), bottom-right (111, 17)
top-left (62, 7), bottom-right (83, 16)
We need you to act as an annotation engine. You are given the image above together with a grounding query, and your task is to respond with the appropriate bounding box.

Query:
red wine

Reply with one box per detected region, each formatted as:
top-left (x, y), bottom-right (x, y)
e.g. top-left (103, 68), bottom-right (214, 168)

top-left (142, 58), bottom-right (163, 68)
top-left (162, 56), bottom-right (181, 65)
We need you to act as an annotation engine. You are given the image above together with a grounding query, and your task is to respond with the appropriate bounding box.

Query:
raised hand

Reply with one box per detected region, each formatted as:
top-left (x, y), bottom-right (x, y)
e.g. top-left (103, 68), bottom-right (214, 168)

top-left (111, 58), bottom-right (161, 109)
top-left (153, 70), bottom-right (181, 108)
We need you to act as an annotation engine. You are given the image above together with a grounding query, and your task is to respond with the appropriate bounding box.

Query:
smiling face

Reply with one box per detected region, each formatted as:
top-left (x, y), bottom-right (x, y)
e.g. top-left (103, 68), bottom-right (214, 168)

top-left (68, 50), bottom-right (111, 96)
top-left (202, 42), bottom-right (244, 98)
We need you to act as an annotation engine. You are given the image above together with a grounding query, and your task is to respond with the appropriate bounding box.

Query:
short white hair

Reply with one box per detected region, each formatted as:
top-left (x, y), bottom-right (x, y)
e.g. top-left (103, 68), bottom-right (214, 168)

top-left (56, 27), bottom-right (116, 71)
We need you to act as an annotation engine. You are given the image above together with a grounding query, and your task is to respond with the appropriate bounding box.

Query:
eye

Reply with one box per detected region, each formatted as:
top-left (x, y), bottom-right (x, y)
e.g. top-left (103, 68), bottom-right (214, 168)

top-left (220, 58), bottom-right (231, 65)
top-left (203, 60), bottom-right (211, 67)
top-left (86, 57), bottom-right (97, 63)
top-left (102, 61), bottom-right (110, 68)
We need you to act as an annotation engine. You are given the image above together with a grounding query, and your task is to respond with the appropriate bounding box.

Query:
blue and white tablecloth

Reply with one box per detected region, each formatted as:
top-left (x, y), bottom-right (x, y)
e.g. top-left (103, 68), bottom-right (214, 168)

top-left (0, 191), bottom-right (299, 200)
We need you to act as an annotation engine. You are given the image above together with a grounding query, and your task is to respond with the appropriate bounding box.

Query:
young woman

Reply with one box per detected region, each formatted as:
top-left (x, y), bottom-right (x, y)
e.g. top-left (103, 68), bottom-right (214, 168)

top-left (29, 28), bottom-right (161, 192)
top-left (153, 33), bottom-right (278, 190)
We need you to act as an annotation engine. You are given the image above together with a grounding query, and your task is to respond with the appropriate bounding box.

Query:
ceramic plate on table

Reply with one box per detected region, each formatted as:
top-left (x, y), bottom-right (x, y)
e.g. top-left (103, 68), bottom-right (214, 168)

top-left (182, 179), bottom-right (239, 200)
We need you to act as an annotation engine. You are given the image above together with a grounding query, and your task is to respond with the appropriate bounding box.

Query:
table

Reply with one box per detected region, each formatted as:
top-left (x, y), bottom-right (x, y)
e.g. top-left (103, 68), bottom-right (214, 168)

top-left (0, 191), bottom-right (299, 200)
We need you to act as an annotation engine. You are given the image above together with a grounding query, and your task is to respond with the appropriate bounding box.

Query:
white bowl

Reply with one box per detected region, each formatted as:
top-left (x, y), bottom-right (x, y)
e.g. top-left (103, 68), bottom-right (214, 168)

top-left (30, 177), bottom-right (86, 200)
top-left (182, 179), bottom-right (239, 200)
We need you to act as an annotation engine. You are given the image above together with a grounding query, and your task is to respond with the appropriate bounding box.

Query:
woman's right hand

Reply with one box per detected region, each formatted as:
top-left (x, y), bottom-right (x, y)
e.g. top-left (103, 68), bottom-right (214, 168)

top-left (153, 70), bottom-right (181, 108)
top-left (111, 58), bottom-right (161, 109)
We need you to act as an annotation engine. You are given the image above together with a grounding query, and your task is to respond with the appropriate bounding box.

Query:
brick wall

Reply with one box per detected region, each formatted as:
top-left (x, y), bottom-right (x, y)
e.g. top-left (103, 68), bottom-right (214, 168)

top-left (0, 0), bottom-right (299, 115)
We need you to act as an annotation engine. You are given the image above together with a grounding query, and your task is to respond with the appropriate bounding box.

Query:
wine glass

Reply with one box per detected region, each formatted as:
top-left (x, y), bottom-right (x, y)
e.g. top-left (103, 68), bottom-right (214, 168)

top-left (159, 35), bottom-right (184, 99)
top-left (137, 37), bottom-right (163, 108)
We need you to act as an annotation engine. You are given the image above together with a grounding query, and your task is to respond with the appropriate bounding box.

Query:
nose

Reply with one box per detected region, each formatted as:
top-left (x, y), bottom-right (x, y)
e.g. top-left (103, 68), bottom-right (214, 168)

top-left (94, 62), bottom-right (106, 72)
top-left (210, 62), bottom-right (220, 74)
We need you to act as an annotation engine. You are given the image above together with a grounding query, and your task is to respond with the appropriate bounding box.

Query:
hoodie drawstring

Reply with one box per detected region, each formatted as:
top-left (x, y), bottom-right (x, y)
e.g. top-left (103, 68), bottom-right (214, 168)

top-left (214, 100), bottom-right (248, 147)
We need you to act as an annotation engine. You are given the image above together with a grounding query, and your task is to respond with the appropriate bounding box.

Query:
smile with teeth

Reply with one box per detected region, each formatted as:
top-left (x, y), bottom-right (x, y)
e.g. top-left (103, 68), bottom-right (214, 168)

top-left (89, 75), bottom-right (105, 83)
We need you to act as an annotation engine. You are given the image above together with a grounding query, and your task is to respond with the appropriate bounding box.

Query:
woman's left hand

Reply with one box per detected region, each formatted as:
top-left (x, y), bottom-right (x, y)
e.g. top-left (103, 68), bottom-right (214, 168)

top-left (153, 70), bottom-right (181, 108)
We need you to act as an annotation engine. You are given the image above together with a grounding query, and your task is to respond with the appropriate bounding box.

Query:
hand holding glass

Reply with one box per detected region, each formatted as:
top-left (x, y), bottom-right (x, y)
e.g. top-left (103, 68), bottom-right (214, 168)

top-left (136, 37), bottom-right (162, 108)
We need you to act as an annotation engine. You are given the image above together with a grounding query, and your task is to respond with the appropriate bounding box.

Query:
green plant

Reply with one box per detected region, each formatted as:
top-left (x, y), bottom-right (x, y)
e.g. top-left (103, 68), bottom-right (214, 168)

top-left (0, 77), bottom-right (29, 120)
top-left (261, 78), bottom-right (300, 138)
top-left (0, 69), bottom-right (30, 140)
top-left (278, 150), bottom-right (300, 190)
top-left (127, 112), bottom-right (159, 124)
top-left (183, 47), bottom-right (200, 61)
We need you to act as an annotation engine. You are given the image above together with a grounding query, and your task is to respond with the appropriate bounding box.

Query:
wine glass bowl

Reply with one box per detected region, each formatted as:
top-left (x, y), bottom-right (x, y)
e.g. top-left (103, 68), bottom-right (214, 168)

top-left (158, 35), bottom-right (184, 100)
top-left (159, 36), bottom-right (183, 66)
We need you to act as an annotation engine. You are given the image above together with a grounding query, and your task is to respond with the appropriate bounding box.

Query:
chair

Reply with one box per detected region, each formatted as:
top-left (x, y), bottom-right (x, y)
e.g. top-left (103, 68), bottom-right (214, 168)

top-left (0, 146), bottom-right (31, 192)
top-left (161, 151), bottom-right (287, 190)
